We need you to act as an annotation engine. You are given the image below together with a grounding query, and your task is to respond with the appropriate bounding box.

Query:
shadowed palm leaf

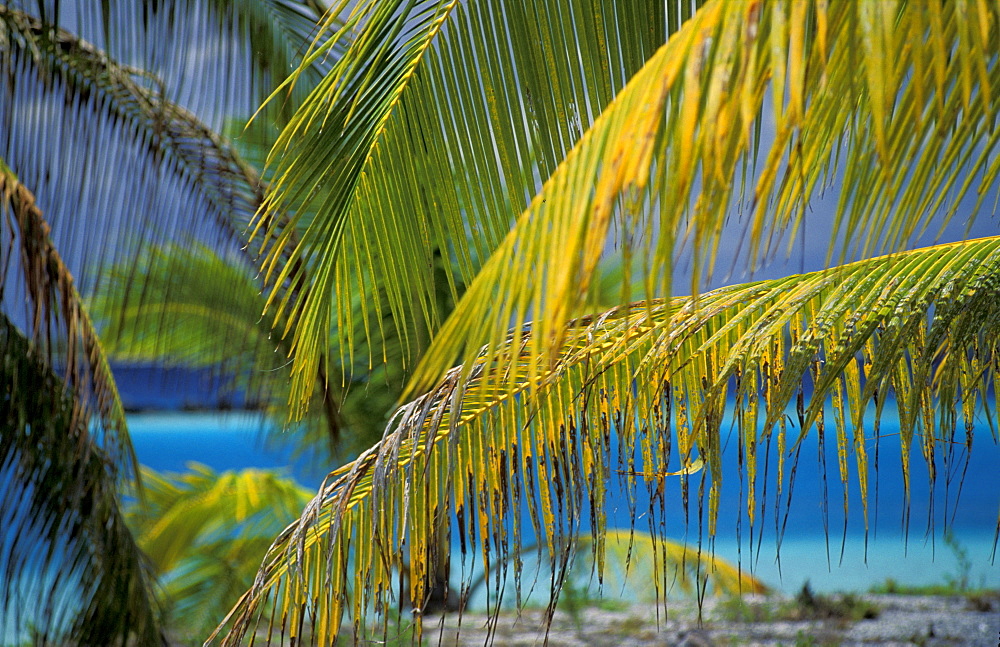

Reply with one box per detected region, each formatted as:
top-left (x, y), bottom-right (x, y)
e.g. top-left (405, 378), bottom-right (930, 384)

top-left (0, 1), bottom-right (332, 642)
top-left (0, 164), bottom-right (163, 645)
top-left (3, 1), bottom-right (351, 440)
top-left (0, 4), bottom-right (265, 266)
top-left (0, 1), bottom-right (337, 340)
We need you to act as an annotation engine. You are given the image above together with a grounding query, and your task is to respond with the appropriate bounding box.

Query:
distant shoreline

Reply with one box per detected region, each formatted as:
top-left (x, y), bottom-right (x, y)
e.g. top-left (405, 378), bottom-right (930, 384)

top-left (122, 403), bottom-right (266, 414)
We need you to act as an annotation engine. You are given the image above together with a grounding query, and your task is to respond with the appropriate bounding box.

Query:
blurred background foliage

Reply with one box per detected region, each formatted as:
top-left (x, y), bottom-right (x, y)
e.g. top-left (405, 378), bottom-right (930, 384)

top-left (124, 463), bottom-right (312, 642)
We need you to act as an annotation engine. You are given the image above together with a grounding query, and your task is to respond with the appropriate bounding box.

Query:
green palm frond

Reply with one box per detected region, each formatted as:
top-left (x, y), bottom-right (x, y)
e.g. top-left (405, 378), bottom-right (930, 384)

top-left (126, 463), bottom-right (312, 641)
top-left (90, 241), bottom-right (415, 457)
top-left (214, 237), bottom-right (1000, 645)
top-left (94, 244), bottom-right (271, 371)
top-left (0, 165), bottom-right (162, 645)
top-left (92, 241), bottom-right (331, 440)
top-left (91, 242), bottom-right (347, 451)
top-left (131, 463), bottom-right (312, 573)
top-left (255, 0), bottom-right (999, 414)
top-left (251, 0), bottom-right (703, 416)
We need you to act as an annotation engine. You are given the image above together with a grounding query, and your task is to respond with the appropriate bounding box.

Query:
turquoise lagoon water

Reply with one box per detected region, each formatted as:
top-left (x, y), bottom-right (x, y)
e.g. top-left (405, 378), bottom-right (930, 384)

top-left (128, 408), bottom-right (1000, 598)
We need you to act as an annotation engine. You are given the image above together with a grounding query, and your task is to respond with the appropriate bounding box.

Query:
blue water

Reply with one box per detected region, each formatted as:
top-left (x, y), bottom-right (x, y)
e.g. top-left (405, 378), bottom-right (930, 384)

top-left (128, 411), bottom-right (327, 483)
top-left (128, 410), bottom-right (1000, 597)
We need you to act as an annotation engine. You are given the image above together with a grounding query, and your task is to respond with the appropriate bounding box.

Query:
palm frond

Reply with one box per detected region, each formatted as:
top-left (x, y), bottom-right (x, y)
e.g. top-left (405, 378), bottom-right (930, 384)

top-left (214, 236), bottom-right (1000, 645)
top-left (200, 0), bottom-right (333, 124)
top-left (92, 242), bottom-right (345, 453)
top-left (0, 158), bottom-right (131, 471)
top-left (126, 463), bottom-right (312, 639)
top-left (90, 242), bottom-right (413, 457)
top-left (1, 2), bottom-right (332, 353)
top-left (1, 5), bottom-right (354, 444)
top-left (571, 530), bottom-right (769, 600)
top-left (254, 0), bottom-right (1000, 415)
top-left (0, 318), bottom-right (164, 645)
top-left (131, 463), bottom-right (312, 573)
top-left (94, 244), bottom-right (272, 372)
top-left (12, 0), bottom-right (331, 130)
top-left (0, 5), bottom-right (264, 277)
top-left (464, 529), bottom-right (769, 607)
top-left (252, 0), bottom-right (702, 416)
top-left (405, 0), bottom-right (1000, 399)
top-left (0, 165), bottom-right (162, 644)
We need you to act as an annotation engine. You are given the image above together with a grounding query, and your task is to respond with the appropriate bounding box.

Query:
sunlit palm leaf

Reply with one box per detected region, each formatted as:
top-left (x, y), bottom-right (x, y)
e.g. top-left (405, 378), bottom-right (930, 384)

top-left (257, 0), bottom-right (999, 415)
top-left (406, 0), bottom-right (1000, 400)
top-left (253, 0), bottom-right (702, 417)
top-left (0, 164), bottom-right (162, 645)
top-left (214, 237), bottom-right (1000, 645)
top-left (132, 463), bottom-right (312, 573)
top-left (570, 530), bottom-right (769, 600)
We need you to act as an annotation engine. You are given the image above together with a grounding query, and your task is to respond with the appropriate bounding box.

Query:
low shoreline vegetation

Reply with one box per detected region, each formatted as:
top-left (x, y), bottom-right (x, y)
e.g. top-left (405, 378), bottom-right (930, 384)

top-left (715, 583), bottom-right (881, 626)
top-left (867, 530), bottom-right (999, 611)
top-left (868, 580), bottom-right (999, 613)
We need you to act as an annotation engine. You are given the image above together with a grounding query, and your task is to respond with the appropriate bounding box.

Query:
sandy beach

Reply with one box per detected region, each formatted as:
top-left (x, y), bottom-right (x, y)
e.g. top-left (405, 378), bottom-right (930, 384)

top-left (417, 592), bottom-right (999, 646)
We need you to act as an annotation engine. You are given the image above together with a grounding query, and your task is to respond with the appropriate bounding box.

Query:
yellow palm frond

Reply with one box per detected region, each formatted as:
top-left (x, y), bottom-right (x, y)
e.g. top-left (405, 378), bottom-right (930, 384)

top-left (580, 530), bottom-right (770, 600)
top-left (126, 463), bottom-right (313, 639)
top-left (405, 0), bottom-right (1000, 400)
top-left (213, 236), bottom-right (1000, 645)
top-left (469, 529), bottom-right (769, 606)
